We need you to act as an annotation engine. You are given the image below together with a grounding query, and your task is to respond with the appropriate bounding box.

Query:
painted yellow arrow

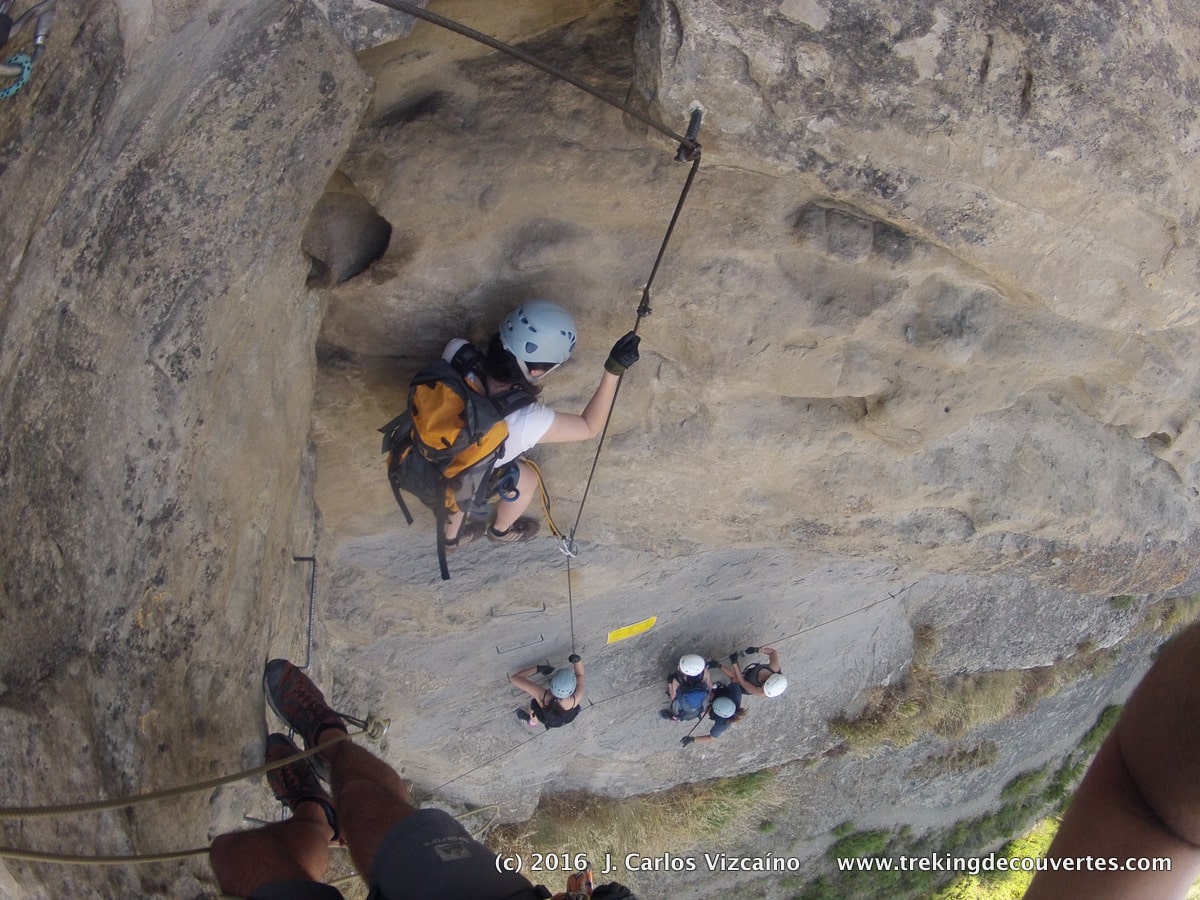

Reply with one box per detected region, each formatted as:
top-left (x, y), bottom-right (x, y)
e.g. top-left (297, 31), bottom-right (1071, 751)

top-left (606, 615), bottom-right (657, 644)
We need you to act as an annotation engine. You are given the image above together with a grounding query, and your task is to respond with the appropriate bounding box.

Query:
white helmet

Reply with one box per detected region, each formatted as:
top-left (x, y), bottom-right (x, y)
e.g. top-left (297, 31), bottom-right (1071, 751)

top-left (711, 696), bottom-right (737, 719)
top-left (763, 673), bottom-right (788, 698)
top-left (678, 654), bottom-right (706, 678)
top-left (550, 668), bottom-right (577, 699)
top-left (500, 300), bottom-right (577, 377)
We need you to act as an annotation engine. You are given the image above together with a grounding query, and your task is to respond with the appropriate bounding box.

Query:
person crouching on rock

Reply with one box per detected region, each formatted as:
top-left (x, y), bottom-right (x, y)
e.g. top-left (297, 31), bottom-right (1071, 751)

top-left (512, 654), bottom-right (584, 728)
top-left (661, 653), bottom-right (713, 721)
top-left (725, 645), bottom-right (788, 698)
top-left (680, 679), bottom-right (747, 746)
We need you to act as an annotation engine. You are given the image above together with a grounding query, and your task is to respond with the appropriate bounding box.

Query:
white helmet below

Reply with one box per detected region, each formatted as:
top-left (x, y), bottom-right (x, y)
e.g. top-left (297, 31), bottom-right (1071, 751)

top-left (550, 668), bottom-right (578, 699)
top-left (711, 696), bottom-right (737, 719)
top-left (763, 673), bottom-right (788, 698)
top-left (678, 654), bottom-right (706, 678)
top-left (500, 300), bottom-right (577, 378)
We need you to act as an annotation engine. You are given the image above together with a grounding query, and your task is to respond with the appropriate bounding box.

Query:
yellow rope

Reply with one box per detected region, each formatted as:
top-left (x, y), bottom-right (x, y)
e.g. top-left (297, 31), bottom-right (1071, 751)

top-left (522, 456), bottom-right (564, 541)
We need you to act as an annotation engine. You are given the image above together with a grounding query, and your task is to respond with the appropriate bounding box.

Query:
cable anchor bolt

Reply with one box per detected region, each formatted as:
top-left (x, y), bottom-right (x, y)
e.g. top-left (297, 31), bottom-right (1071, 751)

top-left (675, 108), bottom-right (703, 162)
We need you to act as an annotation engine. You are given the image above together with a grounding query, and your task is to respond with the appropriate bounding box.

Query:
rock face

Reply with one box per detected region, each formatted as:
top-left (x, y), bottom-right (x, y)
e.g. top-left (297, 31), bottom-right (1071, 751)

top-left (0, 0), bottom-right (370, 895)
top-left (1, 0), bottom-right (1199, 896)
top-left (314, 0), bottom-right (1200, 879)
top-left (309, 0), bottom-right (424, 51)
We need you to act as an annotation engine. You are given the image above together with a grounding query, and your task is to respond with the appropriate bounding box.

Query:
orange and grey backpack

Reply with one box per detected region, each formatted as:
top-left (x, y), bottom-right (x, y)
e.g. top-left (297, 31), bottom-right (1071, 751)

top-left (379, 343), bottom-right (534, 580)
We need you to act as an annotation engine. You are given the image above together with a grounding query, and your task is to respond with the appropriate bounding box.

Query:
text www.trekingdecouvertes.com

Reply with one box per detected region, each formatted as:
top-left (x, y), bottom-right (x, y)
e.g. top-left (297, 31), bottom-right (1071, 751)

top-left (836, 854), bottom-right (1172, 875)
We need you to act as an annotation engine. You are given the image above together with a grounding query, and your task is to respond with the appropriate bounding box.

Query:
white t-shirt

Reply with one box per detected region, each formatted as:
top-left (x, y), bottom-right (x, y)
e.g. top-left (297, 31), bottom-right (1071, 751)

top-left (442, 339), bottom-right (556, 467)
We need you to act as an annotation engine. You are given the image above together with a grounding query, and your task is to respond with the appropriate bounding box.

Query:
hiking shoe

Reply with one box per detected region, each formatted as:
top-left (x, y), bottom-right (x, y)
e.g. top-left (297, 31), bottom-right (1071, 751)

top-left (265, 734), bottom-right (340, 839)
top-left (444, 520), bottom-right (485, 554)
top-left (263, 659), bottom-right (347, 778)
top-left (487, 518), bottom-right (540, 543)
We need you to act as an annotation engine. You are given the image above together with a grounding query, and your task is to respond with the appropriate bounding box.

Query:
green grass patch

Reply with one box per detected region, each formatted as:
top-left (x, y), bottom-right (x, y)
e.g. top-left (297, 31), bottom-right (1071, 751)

top-left (830, 628), bottom-right (1121, 753)
top-left (826, 828), bottom-right (891, 860)
top-left (798, 703), bottom-right (1126, 899)
top-left (933, 817), bottom-right (1059, 899)
top-left (1000, 762), bottom-right (1052, 801)
top-left (491, 769), bottom-right (780, 867)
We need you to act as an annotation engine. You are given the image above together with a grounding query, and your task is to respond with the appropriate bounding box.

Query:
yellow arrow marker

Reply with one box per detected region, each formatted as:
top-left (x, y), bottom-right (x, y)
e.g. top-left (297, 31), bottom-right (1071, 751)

top-left (607, 616), bottom-right (657, 644)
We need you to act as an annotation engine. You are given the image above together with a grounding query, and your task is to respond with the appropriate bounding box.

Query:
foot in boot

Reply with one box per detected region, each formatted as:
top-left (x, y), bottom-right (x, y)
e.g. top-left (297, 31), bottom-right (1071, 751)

top-left (487, 518), bottom-right (540, 543)
top-left (265, 733), bottom-right (339, 840)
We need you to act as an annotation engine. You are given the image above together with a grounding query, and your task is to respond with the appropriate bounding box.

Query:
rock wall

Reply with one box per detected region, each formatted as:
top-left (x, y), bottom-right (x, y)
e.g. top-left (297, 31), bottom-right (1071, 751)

top-left (0, 0), bottom-right (371, 894)
top-left (311, 0), bottom-right (1200, 855)
top-left (1, 0), bottom-right (1198, 896)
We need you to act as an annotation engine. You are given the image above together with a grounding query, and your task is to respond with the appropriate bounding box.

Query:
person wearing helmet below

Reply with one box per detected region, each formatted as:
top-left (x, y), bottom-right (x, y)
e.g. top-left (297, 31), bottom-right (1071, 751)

top-left (679, 679), bottom-right (746, 746)
top-left (511, 654), bottom-right (585, 729)
top-left (724, 645), bottom-right (788, 699)
top-left (662, 653), bottom-right (714, 721)
top-left (441, 300), bottom-right (640, 549)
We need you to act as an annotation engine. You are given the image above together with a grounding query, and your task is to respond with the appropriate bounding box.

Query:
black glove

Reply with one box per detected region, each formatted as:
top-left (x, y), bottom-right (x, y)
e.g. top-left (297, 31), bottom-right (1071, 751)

top-left (744, 646), bottom-right (760, 654)
top-left (604, 332), bottom-right (640, 375)
top-left (680, 736), bottom-right (694, 747)
top-left (536, 664), bottom-right (554, 676)
top-left (568, 653), bottom-right (581, 663)
top-left (729, 652), bottom-right (740, 664)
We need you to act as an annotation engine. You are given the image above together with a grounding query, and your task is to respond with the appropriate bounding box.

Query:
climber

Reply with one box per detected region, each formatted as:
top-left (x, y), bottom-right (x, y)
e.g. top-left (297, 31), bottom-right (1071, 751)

top-left (512, 654), bottom-right (585, 729)
top-left (724, 645), bottom-right (788, 698)
top-left (680, 678), bottom-right (746, 746)
top-left (661, 653), bottom-right (714, 721)
top-left (209, 659), bottom-right (636, 899)
top-left (445, 300), bottom-right (638, 546)
top-left (384, 299), bottom-right (640, 559)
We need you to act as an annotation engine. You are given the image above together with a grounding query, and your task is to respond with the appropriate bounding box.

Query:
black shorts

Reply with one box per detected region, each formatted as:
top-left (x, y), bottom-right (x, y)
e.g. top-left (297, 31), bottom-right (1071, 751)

top-left (366, 808), bottom-right (548, 900)
top-left (250, 880), bottom-right (343, 899)
top-left (253, 809), bottom-right (548, 900)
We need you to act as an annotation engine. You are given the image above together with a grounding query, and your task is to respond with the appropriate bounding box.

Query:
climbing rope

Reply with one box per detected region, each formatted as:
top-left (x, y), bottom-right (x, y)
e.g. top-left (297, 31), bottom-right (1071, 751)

top-left (365, 0), bottom-right (698, 152)
top-left (0, 581), bottom-right (921, 865)
top-left (0, 722), bottom-right (498, 868)
top-left (564, 123), bottom-right (702, 550)
top-left (434, 731), bottom-right (543, 791)
top-left (365, 0), bottom-right (707, 656)
top-left (0, 729), bottom-right (361, 822)
top-left (754, 580), bottom-right (920, 650)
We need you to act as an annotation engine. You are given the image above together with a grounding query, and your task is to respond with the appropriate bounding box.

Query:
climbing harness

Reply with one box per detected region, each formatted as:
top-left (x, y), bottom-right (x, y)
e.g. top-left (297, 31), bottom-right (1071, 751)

top-left (0, 0), bottom-right (55, 100)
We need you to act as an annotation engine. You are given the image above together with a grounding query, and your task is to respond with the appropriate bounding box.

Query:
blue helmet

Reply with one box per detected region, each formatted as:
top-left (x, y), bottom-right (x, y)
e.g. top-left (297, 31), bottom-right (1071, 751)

top-left (550, 668), bottom-right (578, 699)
